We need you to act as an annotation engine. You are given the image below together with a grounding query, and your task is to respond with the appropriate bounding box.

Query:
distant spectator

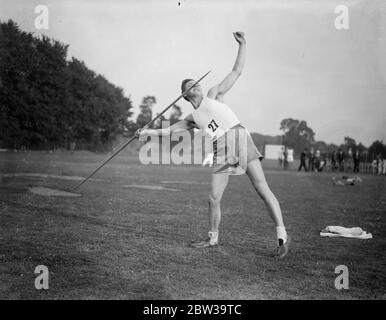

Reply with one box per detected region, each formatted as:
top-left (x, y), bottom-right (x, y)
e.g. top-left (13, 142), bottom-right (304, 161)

top-left (353, 150), bottom-right (360, 173)
top-left (371, 159), bottom-right (378, 175)
top-left (331, 150), bottom-right (337, 171)
top-left (383, 158), bottom-right (386, 175)
top-left (278, 146), bottom-right (284, 168)
top-left (283, 146), bottom-right (289, 170)
top-left (287, 148), bottom-right (294, 168)
top-left (298, 148), bottom-right (308, 172)
top-left (337, 148), bottom-right (345, 172)
top-left (314, 149), bottom-right (321, 172)
top-left (314, 150), bottom-right (325, 172)
top-left (319, 159), bottom-right (326, 171)
top-left (378, 157), bottom-right (384, 175)
top-left (317, 158), bottom-right (326, 172)
top-left (347, 147), bottom-right (353, 171)
top-left (325, 155), bottom-right (331, 171)
top-left (308, 147), bottom-right (315, 172)
top-left (313, 150), bottom-right (319, 172)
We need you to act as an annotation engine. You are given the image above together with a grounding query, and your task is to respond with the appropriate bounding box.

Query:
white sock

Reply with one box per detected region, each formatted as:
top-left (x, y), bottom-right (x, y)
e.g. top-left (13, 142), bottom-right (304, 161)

top-left (208, 231), bottom-right (218, 244)
top-left (276, 226), bottom-right (287, 244)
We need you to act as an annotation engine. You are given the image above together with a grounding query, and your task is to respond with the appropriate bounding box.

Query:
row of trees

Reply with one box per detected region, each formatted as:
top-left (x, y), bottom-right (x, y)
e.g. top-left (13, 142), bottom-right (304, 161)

top-left (0, 20), bottom-right (136, 151)
top-left (279, 118), bottom-right (386, 160)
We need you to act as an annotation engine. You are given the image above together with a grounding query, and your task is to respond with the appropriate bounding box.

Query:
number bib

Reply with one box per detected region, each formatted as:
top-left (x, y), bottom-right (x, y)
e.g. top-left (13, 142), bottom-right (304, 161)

top-left (191, 97), bottom-right (241, 140)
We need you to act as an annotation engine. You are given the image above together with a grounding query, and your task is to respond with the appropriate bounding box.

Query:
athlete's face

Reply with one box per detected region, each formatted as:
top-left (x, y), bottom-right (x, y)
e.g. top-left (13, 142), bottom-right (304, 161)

top-left (183, 80), bottom-right (203, 101)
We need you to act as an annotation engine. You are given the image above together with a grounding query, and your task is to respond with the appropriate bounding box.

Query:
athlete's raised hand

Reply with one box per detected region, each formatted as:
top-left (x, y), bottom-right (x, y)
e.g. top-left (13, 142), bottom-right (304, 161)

top-left (233, 32), bottom-right (245, 45)
top-left (207, 32), bottom-right (246, 100)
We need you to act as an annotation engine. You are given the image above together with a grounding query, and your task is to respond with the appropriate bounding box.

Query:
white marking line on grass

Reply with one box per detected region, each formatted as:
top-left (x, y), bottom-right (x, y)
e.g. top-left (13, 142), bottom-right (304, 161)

top-left (161, 180), bottom-right (208, 185)
top-left (121, 185), bottom-right (180, 191)
top-left (29, 187), bottom-right (80, 197)
top-left (0, 173), bottom-right (104, 182)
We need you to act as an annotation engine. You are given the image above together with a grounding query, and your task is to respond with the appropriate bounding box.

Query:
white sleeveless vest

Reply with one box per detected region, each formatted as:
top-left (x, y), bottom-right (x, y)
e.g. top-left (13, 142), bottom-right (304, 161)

top-left (191, 97), bottom-right (240, 140)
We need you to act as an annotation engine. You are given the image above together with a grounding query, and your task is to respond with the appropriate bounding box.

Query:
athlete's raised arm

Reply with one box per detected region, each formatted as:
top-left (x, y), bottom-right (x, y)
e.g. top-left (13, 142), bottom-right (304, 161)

top-left (207, 32), bottom-right (246, 101)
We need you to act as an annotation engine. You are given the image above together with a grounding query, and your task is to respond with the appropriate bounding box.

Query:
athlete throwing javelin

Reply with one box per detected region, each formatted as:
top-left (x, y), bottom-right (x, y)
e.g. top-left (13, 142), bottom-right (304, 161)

top-left (138, 32), bottom-right (290, 258)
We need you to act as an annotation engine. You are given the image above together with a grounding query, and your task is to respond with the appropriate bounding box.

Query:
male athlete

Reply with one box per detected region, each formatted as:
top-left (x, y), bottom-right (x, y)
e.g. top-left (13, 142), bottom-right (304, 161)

top-left (138, 32), bottom-right (290, 258)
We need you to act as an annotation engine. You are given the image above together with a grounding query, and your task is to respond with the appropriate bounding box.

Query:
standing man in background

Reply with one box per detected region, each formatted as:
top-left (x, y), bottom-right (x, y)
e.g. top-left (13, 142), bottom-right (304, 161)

top-left (298, 148), bottom-right (308, 172)
top-left (347, 147), bottom-right (353, 171)
top-left (353, 149), bottom-right (360, 173)
top-left (337, 148), bottom-right (345, 172)
top-left (283, 146), bottom-right (289, 170)
top-left (331, 150), bottom-right (337, 172)
top-left (308, 147), bottom-right (315, 172)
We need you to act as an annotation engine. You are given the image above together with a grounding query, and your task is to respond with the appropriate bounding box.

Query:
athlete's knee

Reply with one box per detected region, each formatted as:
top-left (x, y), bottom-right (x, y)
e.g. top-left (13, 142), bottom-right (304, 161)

top-left (208, 193), bottom-right (222, 207)
top-left (252, 180), bottom-right (274, 200)
top-left (251, 179), bottom-right (267, 193)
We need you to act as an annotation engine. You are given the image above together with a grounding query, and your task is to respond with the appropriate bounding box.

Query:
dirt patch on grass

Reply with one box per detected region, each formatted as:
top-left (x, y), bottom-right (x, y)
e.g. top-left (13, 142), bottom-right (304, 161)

top-left (29, 187), bottom-right (81, 197)
top-left (121, 185), bottom-right (180, 191)
top-left (161, 180), bottom-right (208, 185)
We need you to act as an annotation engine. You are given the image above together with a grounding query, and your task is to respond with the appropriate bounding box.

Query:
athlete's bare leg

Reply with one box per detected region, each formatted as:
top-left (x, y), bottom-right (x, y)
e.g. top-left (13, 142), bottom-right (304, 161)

top-left (190, 172), bottom-right (229, 248)
top-left (208, 172), bottom-right (229, 233)
top-left (246, 158), bottom-right (290, 258)
top-left (246, 158), bottom-right (284, 227)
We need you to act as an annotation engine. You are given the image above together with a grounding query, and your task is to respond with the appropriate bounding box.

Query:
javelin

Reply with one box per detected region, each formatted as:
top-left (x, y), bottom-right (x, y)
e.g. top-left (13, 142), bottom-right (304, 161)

top-left (72, 70), bottom-right (211, 191)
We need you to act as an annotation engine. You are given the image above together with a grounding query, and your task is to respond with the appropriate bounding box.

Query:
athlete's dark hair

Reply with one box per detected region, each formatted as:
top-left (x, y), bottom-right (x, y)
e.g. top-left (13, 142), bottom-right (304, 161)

top-left (181, 78), bottom-right (194, 101)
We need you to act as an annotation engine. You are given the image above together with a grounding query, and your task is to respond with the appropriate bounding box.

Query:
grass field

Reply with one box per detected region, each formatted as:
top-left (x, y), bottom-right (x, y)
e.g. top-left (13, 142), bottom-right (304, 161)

top-left (0, 151), bottom-right (385, 300)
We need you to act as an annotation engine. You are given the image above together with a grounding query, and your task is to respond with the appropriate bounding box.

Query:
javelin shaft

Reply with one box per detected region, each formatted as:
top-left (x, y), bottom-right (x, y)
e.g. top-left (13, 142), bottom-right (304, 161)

top-left (72, 135), bottom-right (137, 190)
top-left (140, 70), bottom-right (211, 130)
top-left (73, 70), bottom-right (211, 190)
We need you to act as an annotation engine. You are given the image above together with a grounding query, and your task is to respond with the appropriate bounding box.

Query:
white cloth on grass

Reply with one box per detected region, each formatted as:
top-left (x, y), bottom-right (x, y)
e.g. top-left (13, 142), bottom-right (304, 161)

top-left (320, 226), bottom-right (372, 239)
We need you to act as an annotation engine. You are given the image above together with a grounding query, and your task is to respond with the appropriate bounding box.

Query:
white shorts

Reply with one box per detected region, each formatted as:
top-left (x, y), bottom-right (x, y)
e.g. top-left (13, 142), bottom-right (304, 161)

top-left (212, 124), bottom-right (263, 175)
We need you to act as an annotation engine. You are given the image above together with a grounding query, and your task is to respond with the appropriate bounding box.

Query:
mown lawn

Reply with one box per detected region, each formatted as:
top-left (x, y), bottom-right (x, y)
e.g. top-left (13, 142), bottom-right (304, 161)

top-left (0, 151), bottom-right (385, 299)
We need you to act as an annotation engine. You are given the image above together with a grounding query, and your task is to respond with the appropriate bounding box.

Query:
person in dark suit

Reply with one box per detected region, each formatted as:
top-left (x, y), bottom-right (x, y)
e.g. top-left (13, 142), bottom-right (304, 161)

top-left (283, 146), bottom-right (289, 170)
top-left (353, 150), bottom-right (360, 173)
top-left (337, 148), bottom-right (345, 172)
top-left (298, 148), bottom-right (308, 172)
top-left (308, 147), bottom-right (315, 172)
top-left (331, 150), bottom-right (337, 171)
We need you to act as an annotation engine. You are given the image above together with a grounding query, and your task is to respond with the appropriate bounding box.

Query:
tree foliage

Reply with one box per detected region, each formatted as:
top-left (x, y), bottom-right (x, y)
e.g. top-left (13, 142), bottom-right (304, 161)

top-left (136, 96), bottom-right (156, 129)
top-left (137, 99), bottom-right (182, 130)
top-left (280, 118), bottom-right (315, 154)
top-left (169, 105), bottom-right (182, 125)
top-left (0, 20), bottom-right (133, 151)
top-left (343, 136), bottom-right (356, 149)
top-left (368, 140), bottom-right (386, 159)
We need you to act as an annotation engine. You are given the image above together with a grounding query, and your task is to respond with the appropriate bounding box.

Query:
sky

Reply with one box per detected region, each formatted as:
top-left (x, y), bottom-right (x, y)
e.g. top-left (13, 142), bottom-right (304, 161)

top-left (1, 0), bottom-right (385, 146)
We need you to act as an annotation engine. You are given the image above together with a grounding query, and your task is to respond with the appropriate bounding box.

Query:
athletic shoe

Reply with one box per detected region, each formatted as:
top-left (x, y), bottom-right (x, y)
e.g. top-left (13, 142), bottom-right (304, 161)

top-left (190, 237), bottom-right (218, 248)
top-left (273, 234), bottom-right (291, 259)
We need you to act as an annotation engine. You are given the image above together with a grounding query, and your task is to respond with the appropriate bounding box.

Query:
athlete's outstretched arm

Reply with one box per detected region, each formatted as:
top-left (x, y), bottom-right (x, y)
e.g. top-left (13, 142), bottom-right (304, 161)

top-left (208, 32), bottom-right (246, 101)
top-left (137, 115), bottom-right (197, 137)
